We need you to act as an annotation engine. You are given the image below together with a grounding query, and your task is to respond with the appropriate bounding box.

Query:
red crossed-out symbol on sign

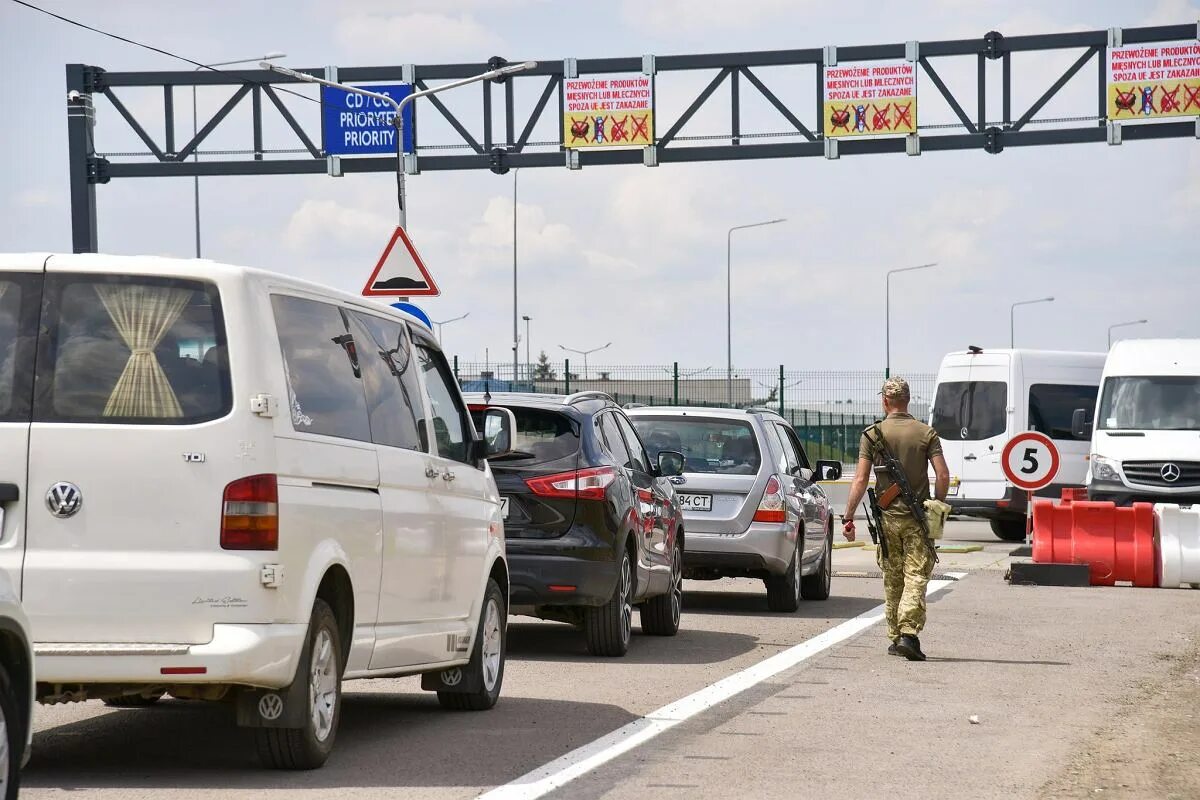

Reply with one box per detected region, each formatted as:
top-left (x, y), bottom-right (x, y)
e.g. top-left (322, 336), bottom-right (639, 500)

top-left (1159, 85), bottom-right (1182, 113)
top-left (569, 117), bottom-right (590, 142)
top-left (1182, 84), bottom-right (1200, 113)
top-left (609, 115), bottom-right (630, 142)
top-left (893, 102), bottom-right (913, 130)
top-left (830, 105), bottom-right (851, 132)
top-left (631, 113), bottom-right (650, 142)
top-left (870, 103), bottom-right (893, 131)
top-left (1113, 88), bottom-right (1138, 114)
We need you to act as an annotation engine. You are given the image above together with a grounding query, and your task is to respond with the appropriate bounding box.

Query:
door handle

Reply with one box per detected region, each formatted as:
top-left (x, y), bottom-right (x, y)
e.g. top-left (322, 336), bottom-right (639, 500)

top-left (963, 454), bottom-right (978, 461)
top-left (425, 466), bottom-right (440, 479)
top-left (442, 470), bottom-right (456, 482)
top-left (0, 483), bottom-right (17, 504)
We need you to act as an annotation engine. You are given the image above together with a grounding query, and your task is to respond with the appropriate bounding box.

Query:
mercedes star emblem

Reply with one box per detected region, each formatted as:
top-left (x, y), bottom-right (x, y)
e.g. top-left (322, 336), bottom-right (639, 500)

top-left (46, 482), bottom-right (82, 518)
top-left (1160, 463), bottom-right (1182, 483)
top-left (960, 427), bottom-right (969, 440)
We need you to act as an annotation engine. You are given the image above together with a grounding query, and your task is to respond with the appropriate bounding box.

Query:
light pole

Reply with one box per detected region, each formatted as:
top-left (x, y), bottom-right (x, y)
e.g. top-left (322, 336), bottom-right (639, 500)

top-left (1010, 297), bottom-right (1054, 348)
top-left (1108, 319), bottom-right (1148, 348)
top-left (522, 315), bottom-right (532, 378)
top-left (431, 312), bottom-right (469, 345)
top-left (727, 218), bottom-right (786, 406)
top-left (192, 52), bottom-right (286, 258)
top-left (513, 169), bottom-right (519, 387)
top-left (263, 60), bottom-right (537, 232)
top-left (559, 342), bottom-right (611, 382)
top-left (885, 262), bottom-right (937, 379)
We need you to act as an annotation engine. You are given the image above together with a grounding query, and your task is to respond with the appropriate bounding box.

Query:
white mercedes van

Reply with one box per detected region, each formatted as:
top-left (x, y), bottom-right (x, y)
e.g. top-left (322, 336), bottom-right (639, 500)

top-left (930, 348), bottom-right (1105, 541)
top-left (0, 253), bottom-right (515, 769)
top-left (1080, 339), bottom-right (1200, 506)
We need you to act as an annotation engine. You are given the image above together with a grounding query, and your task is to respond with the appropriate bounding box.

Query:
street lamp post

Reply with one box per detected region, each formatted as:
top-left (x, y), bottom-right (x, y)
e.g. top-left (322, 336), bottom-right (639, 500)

top-left (727, 218), bottom-right (786, 406)
top-left (1108, 319), bottom-right (1148, 348)
top-left (885, 262), bottom-right (937, 379)
top-left (522, 315), bottom-right (532, 379)
top-left (513, 169), bottom-right (519, 387)
top-left (192, 52), bottom-right (286, 258)
top-left (262, 59), bottom-right (537, 232)
top-left (431, 312), bottom-right (469, 345)
top-left (559, 342), bottom-right (611, 382)
top-left (1010, 296), bottom-right (1055, 348)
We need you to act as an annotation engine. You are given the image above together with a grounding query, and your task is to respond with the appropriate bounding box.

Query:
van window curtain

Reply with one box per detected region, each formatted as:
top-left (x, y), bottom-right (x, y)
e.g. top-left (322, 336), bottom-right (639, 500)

top-left (95, 284), bottom-right (191, 418)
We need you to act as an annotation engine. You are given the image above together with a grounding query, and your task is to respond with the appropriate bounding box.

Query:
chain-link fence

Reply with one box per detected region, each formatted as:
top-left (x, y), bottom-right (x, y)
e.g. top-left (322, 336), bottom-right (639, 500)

top-left (453, 359), bottom-right (936, 466)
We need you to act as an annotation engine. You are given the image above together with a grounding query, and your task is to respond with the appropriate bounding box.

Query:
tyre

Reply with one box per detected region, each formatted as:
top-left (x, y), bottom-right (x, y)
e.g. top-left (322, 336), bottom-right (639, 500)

top-left (438, 579), bottom-right (506, 711)
top-left (103, 691), bottom-right (164, 708)
top-left (0, 662), bottom-right (23, 800)
top-left (991, 517), bottom-right (1028, 542)
top-left (765, 541), bottom-right (802, 613)
top-left (256, 599), bottom-right (342, 770)
top-left (585, 548), bottom-right (634, 657)
top-left (801, 526), bottom-right (833, 601)
top-left (640, 537), bottom-right (683, 636)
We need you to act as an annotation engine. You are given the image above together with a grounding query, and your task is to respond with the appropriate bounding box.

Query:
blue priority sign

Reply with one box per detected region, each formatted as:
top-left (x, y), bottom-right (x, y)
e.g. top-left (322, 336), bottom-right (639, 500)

top-left (320, 84), bottom-right (415, 156)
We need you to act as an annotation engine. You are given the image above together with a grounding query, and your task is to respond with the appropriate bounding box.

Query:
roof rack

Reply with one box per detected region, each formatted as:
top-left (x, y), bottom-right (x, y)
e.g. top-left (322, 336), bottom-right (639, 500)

top-left (564, 391), bottom-right (615, 406)
top-left (622, 402), bottom-right (648, 410)
top-left (744, 406), bottom-right (781, 416)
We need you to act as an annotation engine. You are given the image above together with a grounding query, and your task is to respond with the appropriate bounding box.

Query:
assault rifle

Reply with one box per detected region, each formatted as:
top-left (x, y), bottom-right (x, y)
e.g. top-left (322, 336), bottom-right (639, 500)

top-left (862, 423), bottom-right (939, 564)
top-left (864, 487), bottom-right (889, 560)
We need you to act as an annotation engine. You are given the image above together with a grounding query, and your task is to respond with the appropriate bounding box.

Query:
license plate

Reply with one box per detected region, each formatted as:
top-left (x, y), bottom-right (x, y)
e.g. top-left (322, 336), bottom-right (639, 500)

top-left (677, 493), bottom-right (713, 512)
top-left (948, 478), bottom-right (960, 497)
top-left (500, 497), bottom-right (510, 519)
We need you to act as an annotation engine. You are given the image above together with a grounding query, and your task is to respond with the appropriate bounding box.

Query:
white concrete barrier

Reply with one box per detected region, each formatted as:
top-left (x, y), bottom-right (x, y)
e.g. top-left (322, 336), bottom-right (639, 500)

top-left (1155, 504), bottom-right (1200, 589)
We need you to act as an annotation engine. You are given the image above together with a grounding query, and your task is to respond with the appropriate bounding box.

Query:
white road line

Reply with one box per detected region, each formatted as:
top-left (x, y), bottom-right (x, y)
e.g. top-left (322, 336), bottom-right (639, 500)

top-left (480, 574), bottom-right (967, 800)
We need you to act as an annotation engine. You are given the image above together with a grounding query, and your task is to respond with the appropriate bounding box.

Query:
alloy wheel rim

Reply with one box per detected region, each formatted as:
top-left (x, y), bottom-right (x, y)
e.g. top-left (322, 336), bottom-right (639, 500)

top-left (824, 532), bottom-right (832, 590)
top-left (670, 545), bottom-right (683, 626)
top-left (309, 628), bottom-right (338, 742)
top-left (482, 597), bottom-right (503, 692)
top-left (621, 556), bottom-right (633, 644)
top-left (793, 547), bottom-right (801, 600)
top-left (0, 702), bottom-right (8, 791)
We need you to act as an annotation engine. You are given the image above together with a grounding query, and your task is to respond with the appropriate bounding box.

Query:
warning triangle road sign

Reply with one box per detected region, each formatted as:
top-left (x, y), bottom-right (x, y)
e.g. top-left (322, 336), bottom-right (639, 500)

top-left (361, 226), bottom-right (441, 297)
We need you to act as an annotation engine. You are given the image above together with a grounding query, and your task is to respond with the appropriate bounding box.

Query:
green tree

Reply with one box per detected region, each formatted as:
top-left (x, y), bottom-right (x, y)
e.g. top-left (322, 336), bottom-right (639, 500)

top-left (532, 350), bottom-right (556, 381)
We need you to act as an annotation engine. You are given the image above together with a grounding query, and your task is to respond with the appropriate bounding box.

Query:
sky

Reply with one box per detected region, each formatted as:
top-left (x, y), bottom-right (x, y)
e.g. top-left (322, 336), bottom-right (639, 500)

top-left (1, 0), bottom-right (1198, 376)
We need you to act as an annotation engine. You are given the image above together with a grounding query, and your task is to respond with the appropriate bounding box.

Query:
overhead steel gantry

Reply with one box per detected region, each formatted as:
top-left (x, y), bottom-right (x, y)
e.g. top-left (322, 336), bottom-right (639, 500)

top-left (66, 22), bottom-right (1198, 252)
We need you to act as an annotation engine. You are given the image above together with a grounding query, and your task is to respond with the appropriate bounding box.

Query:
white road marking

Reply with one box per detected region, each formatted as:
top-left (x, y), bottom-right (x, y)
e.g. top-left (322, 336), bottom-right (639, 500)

top-left (480, 573), bottom-right (968, 800)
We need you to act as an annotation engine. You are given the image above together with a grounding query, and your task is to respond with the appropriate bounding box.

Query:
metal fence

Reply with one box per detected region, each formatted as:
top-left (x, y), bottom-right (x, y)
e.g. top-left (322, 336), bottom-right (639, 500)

top-left (453, 360), bottom-right (936, 466)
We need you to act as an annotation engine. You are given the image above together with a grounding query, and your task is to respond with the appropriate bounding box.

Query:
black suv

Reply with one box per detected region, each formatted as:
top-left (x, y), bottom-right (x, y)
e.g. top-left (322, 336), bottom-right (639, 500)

top-left (466, 392), bottom-right (685, 657)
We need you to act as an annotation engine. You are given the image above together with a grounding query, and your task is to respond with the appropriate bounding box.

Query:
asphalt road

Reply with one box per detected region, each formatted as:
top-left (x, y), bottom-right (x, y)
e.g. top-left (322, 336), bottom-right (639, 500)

top-left (22, 520), bottom-right (1200, 799)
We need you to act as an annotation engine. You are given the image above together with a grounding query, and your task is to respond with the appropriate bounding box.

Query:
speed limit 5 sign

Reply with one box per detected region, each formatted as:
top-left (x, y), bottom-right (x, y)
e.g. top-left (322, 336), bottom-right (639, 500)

top-left (1002, 431), bottom-right (1060, 491)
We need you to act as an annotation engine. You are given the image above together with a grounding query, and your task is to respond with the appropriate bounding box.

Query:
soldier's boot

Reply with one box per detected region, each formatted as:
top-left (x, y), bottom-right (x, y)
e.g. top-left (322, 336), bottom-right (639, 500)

top-left (896, 634), bottom-right (926, 662)
top-left (887, 642), bottom-right (901, 657)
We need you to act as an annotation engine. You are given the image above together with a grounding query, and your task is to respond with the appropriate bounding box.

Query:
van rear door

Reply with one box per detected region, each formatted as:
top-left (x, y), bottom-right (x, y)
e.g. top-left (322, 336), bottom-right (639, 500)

top-left (22, 268), bottom-right (246, 644)
top-left (931, 354), bottom-right (1011, 501)
top-left (0, 259), bottom-right (45, 596)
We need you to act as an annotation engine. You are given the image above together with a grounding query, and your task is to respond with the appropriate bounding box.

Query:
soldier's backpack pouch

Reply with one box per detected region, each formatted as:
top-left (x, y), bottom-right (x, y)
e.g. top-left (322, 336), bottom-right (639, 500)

top-left (923, 499), bottom-right (952, 540)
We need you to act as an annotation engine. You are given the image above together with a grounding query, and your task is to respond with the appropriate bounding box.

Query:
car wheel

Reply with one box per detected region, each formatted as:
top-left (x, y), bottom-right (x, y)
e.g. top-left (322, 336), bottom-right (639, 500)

top-left (585, 548), bottom-right (634, 657)
top-left (103, 691), bottom-right (165, 708)
top-left (439, 578), bottom-right (507, 711)
top-left (256, 599), bottom-right (342, 770)
top-left (640, 537), bottom-right (683, 636)
top-left (801, 525), bottom-right (833, 601)
top-left (765, 541), bottom-right (802, 613)
top-left (0, 662), bottom-right (22, 800)
top-left (990, 517), bottom-right (1028, 542)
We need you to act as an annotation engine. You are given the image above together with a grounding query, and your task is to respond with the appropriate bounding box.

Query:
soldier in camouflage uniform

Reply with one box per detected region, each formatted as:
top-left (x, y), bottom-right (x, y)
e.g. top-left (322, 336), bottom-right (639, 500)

top-left (842, 378), bottom-right (950, 661)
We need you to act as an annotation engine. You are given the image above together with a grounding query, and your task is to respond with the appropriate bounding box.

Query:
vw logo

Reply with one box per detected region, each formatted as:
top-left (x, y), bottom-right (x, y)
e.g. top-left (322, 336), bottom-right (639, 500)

top-left (257, 693), bottom-right (284, 721)
top-left (441, 668), bottom-right (463, 687)
top-left (1161, 463), bottom-right (1182, 483)
top-left (960, 427), bottom-right (969, 440)
top-left (45, 482), bottom-right (82, 518)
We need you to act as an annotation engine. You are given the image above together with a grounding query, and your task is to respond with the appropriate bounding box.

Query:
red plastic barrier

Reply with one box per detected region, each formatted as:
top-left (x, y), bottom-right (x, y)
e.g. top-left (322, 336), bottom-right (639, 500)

top-left (1032, 499), bottom-right (1158, 587)
top-left (1060, 488), bottom-right (1089, 503)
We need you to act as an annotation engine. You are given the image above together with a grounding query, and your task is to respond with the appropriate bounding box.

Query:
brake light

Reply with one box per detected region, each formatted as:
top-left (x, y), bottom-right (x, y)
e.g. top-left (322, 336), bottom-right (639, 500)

top-left (753, 475), bottom-right (787, 523)
top-left (526, 466), bottom-right (616, 501)
top-left (221, 474), bottom-right (278, 550)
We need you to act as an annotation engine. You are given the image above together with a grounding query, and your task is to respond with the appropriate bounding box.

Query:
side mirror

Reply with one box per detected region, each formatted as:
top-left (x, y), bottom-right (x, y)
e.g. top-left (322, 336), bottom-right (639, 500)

top-left (1070, 408), bottom-right (1093, 439)
top-left (815, 459), bottom-right (843, 482)
top-left (479, 406), bottom-right (518, 459)
top-left (656, 449), bottom-right (686, 477)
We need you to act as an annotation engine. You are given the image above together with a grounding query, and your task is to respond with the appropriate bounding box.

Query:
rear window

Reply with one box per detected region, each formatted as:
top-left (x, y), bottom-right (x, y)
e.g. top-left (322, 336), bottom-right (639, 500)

top-left (931, 381), bottom-right (1007, 441)
top-left (470, 406), bottom-right (579, 465)
top-left (1029, 383), bottom-right (1098, 441)
top-left (0, 277), bottom-right (29, 421)
top-left (630, 417), bottom-right (760, 475)
top-left (34, 274), bottom-right (231, 424)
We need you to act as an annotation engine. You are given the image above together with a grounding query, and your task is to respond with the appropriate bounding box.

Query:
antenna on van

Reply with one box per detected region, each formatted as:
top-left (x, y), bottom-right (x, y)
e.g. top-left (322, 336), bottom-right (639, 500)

top-left (967, 345), bottom-right (984, 354)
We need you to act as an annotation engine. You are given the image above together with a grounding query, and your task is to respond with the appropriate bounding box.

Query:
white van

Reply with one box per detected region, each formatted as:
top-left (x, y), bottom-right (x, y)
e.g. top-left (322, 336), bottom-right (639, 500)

top-left (930, 348), bottom-right (1105, 541)
top-left (1080, 339), bottom-right (1200, 506)
top-left (0, 253), bottom-right (515, 769)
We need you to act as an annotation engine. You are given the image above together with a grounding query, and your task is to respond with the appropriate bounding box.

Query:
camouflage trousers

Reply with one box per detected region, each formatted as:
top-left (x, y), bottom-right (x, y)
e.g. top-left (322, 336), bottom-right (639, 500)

top-left (876, 512), bottom-right (935, 642)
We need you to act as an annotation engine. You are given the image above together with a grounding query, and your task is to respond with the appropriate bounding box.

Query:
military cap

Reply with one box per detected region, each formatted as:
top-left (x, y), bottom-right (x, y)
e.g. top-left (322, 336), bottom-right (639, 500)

top-left (880, 377), bottom-right (911, 402)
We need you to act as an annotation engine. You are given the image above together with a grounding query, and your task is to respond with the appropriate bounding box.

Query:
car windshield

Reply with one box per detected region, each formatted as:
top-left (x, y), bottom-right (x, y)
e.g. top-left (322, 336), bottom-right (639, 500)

top-left (469, 405), bottom-right (580, 465)
top-left (630, 417), bottom-right (760, 475)
top-left (1098, 376), bottom-right (1200, 431)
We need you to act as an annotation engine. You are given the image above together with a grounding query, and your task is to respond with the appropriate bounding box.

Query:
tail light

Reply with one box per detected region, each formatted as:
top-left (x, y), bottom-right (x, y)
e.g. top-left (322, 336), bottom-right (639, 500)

top-left (221, 474), bottom-right (278, 550)
top-left (526, 466), bottom-right (616, 501)
top-left (753, 475), bottom-right (787, 523)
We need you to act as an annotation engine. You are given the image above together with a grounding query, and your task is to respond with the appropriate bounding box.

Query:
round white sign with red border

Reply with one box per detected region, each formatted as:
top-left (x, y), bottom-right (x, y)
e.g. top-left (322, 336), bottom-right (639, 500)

top-left (1001, 431), bottom-right (1060, 491)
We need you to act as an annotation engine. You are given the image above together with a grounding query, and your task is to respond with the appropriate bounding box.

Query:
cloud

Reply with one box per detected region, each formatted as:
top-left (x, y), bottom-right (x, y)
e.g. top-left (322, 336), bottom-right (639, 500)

top-left (1138, 0), bottom-right (1200, 26)
top-left (283, 199), bottom-right (395, 252)
top-left (334, 11), bottom-right (504, 62)
top-left (619, 0), bottom-right (819, 33)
